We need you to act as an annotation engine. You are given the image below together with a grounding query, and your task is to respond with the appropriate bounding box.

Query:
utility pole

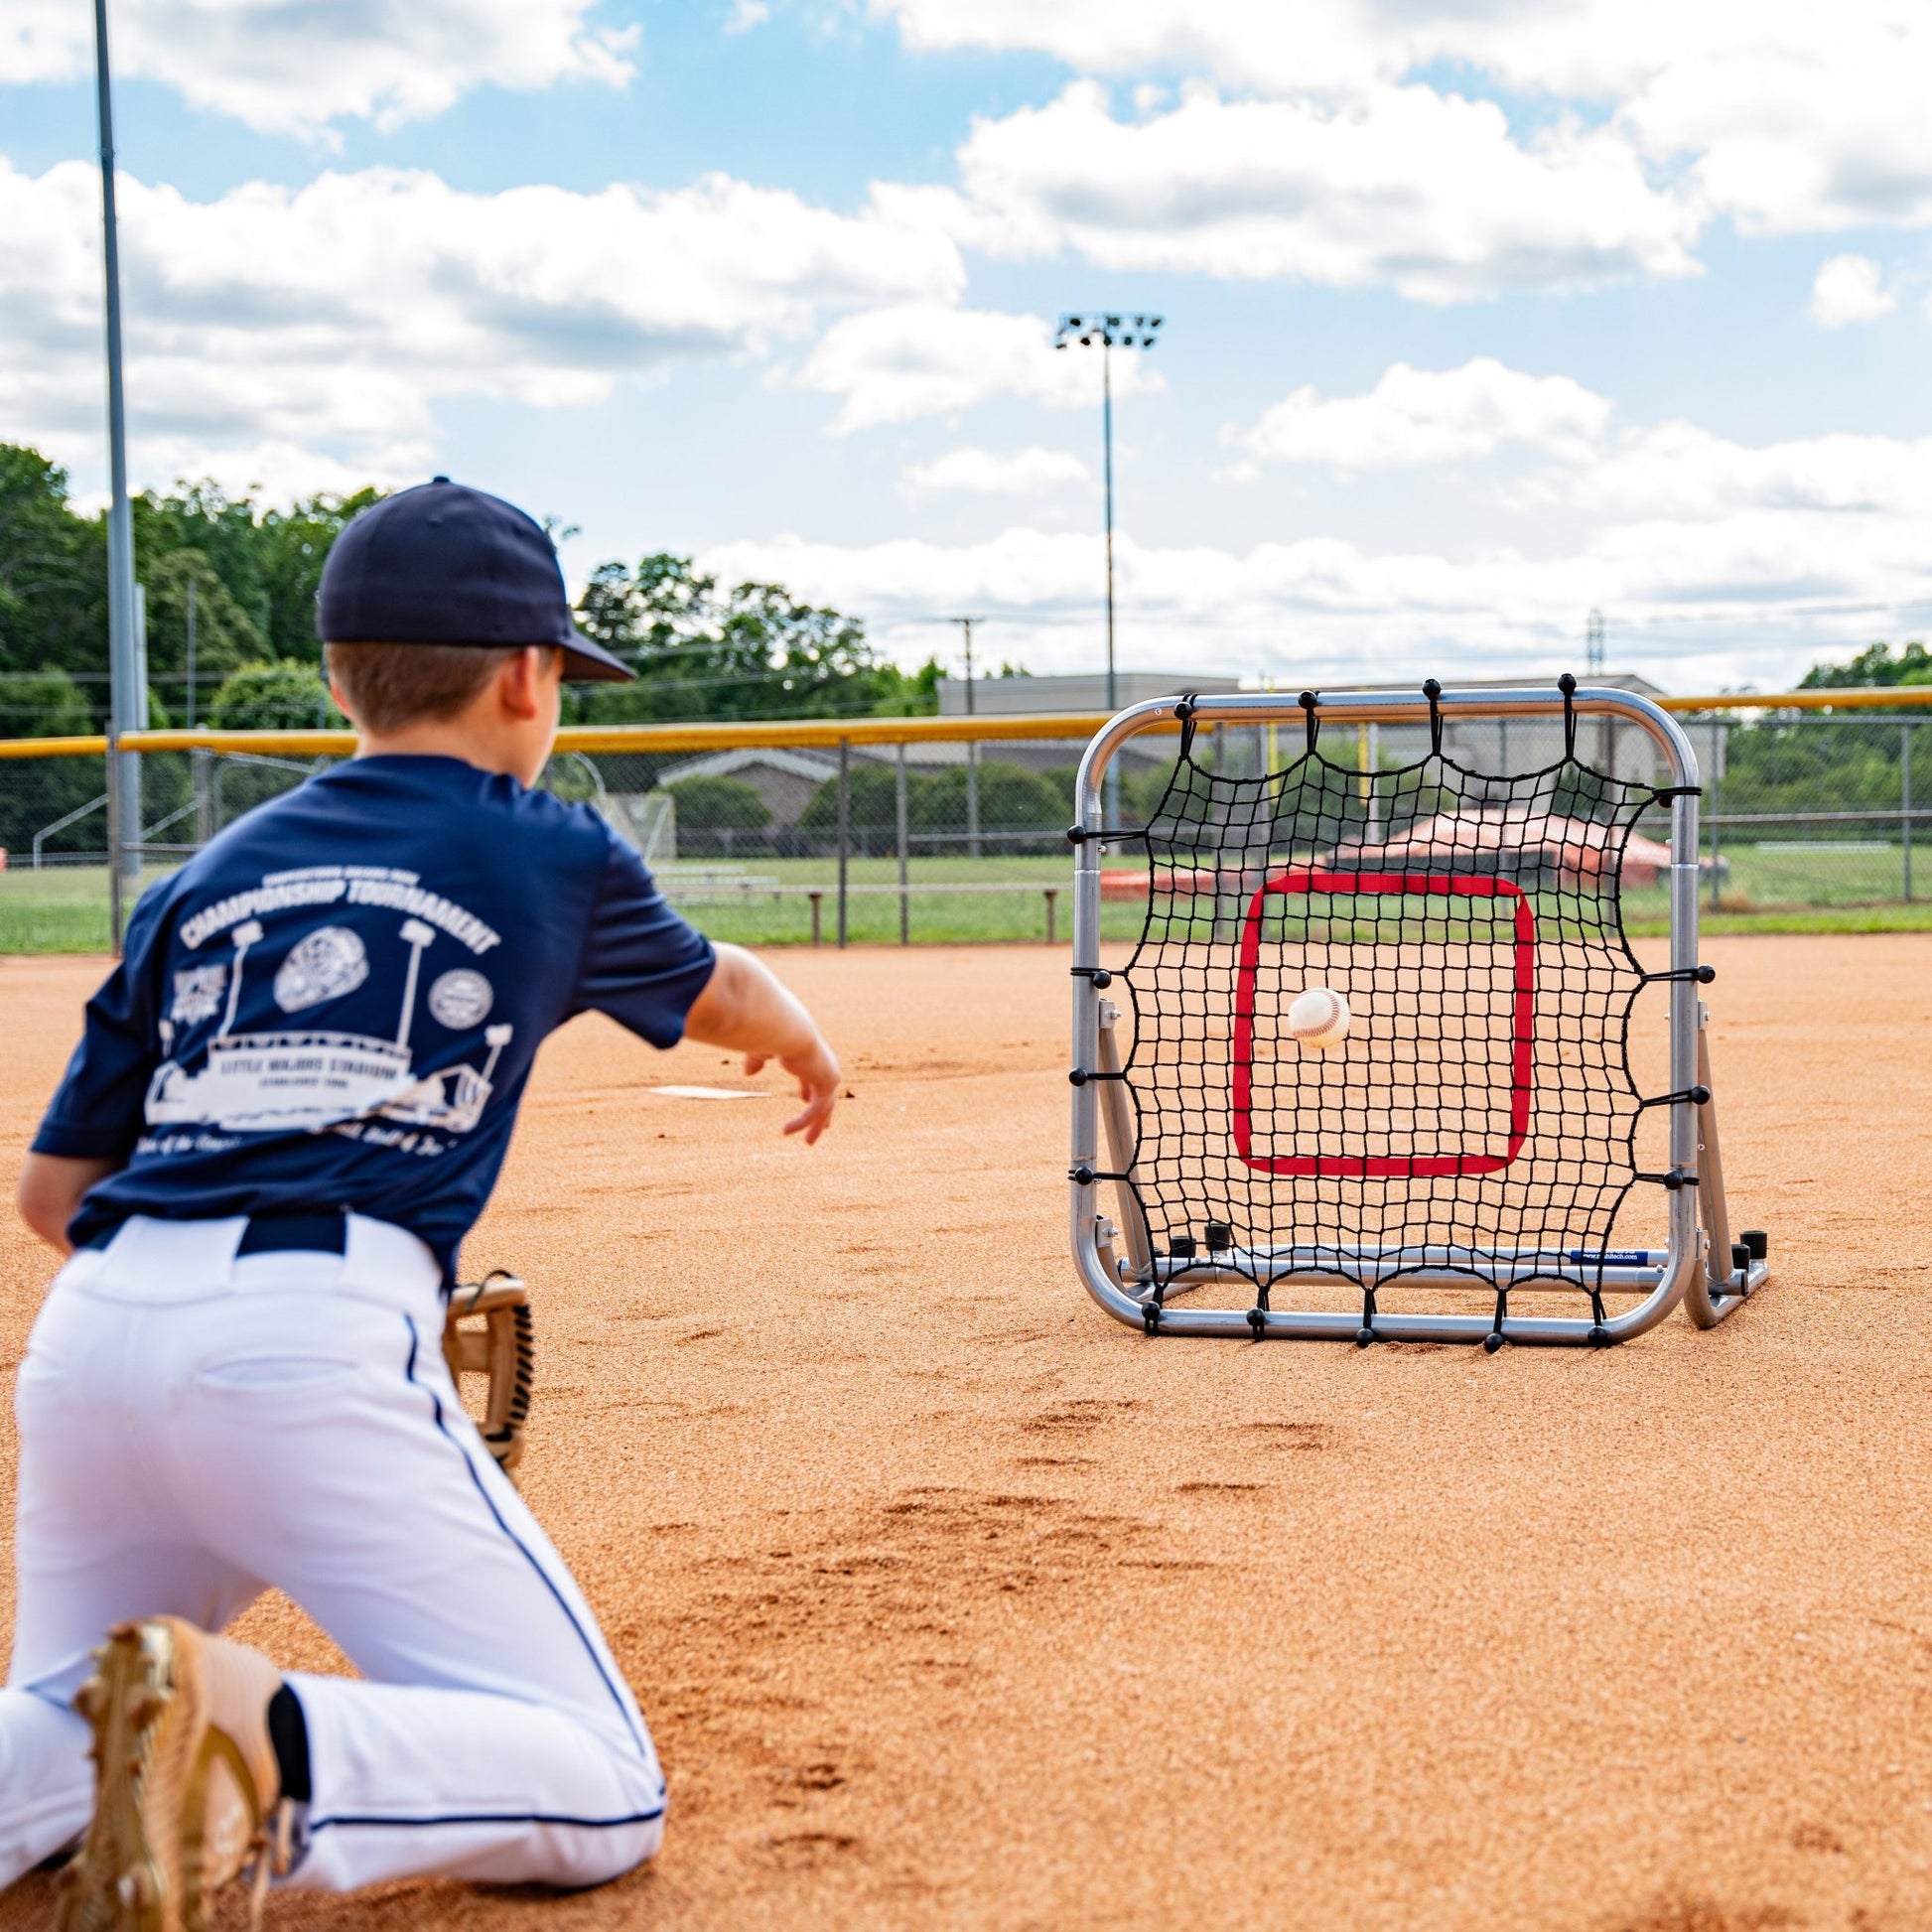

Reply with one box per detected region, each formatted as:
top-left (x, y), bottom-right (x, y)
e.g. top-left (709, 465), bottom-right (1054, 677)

top-left (1586, 608), bottom-right (1610, 778)
top-left (94, 0), bottom-right (142, 946)
top-left (953, 616), bottom-right (983, 859)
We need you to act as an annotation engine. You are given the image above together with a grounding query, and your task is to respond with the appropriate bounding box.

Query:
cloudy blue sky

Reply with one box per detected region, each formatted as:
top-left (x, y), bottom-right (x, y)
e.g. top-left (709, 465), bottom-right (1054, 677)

top-left (6, 1), bottom-right (1932, 692)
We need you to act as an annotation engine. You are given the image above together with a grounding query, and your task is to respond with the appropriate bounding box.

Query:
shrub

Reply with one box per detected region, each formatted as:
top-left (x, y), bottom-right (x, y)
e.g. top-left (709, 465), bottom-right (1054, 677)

top-left (664, 774), bottom-right (772, 831)
top-left (208, 661), bottom-right (344, 732)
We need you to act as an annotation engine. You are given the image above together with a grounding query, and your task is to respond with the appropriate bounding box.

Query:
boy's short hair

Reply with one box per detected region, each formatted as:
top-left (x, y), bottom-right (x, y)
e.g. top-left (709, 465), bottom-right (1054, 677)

top-left (325, 641), bottom-right (557, 734)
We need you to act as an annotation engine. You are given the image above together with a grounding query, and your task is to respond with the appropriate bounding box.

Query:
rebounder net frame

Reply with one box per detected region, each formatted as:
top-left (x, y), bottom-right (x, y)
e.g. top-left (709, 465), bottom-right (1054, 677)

top-left (1067, 680), bottom-right (1767, 1348)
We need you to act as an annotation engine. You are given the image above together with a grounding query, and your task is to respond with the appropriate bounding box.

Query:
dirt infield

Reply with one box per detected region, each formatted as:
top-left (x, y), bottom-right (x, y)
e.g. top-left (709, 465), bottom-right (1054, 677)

top-left (0, 935), bottom-right (1928, 1931)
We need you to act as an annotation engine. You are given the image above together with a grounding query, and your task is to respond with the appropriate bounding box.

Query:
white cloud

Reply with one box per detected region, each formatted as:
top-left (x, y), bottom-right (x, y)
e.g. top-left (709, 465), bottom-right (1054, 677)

top-left (701, 508), bottom-right (1932, 693)
top-left (795, 303), bottom-right (1159, 432)
top-left (1810, 254), bottom-right (1896, 327)
top-left (0, 158), bottom-right (961, 492)
top-left (879, 0), bottom-right (1398, 96)
top-left (881, 3), bottom-right (1932, 243)
top-left (900, 446), bottom-right (1092, 495)
top-left (1518, 422), bottom-right (1932, 521)
top-left (714, 338), bottom-right (1932, 687)
top-left (1616, 14), bottom-right (1932, 235)
top-left (725, 0), bottom-right (772, 32)
top-left (1, 0), bottom-right (635, 139)
top-left (1233, 359), bottom-right (1613, 474)
top-left (943, 82), bottom-right (1701, 301)
top-left (1234, 358), bottom-right (1932, 529)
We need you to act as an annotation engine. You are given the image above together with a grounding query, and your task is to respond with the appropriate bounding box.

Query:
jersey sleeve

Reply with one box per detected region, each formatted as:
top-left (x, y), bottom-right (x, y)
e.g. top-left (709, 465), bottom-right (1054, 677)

top-left (31, 887), bottom-right (169, 1162)
top-left (569, 838), bottom-right (717, 1048)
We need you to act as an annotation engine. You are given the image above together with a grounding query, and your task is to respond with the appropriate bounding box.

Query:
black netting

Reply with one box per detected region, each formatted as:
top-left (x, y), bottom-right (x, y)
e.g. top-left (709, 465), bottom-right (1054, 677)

top-left (1104, 699), bottom-right (1680, 1313)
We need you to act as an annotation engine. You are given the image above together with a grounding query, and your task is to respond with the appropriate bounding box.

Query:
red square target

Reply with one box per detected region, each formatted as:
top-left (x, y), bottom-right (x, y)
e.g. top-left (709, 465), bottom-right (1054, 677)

top-left (1230, 870), bottom-right (1537, 1177)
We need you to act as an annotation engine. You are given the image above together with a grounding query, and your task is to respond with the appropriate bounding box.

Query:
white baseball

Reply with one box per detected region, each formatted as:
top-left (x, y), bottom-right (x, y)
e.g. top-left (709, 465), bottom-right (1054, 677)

top-left (1286, 986), bottom-right (1351, 1050)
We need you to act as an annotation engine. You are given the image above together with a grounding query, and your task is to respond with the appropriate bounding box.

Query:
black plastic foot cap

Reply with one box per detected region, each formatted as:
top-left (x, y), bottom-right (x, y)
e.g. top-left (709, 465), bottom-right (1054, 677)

top-left (1482, 1332), bottom-right (1505, 1354)
top-left (1741, 1228), bottom-right (1768, 1261)
top-left (1355, 1327), bottom-right (1375, 1348)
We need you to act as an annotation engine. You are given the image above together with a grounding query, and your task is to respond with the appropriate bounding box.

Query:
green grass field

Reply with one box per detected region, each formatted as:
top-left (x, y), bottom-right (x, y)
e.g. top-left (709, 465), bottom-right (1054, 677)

top-left (0, 866), bottom-right (187, 955)
top-left (5, 844), bottom-right (1929, 955)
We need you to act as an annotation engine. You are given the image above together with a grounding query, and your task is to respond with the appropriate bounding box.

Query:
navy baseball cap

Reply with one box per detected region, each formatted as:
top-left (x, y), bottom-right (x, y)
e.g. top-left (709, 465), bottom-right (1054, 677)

top-left (317, 478), bottom-right (634, 683)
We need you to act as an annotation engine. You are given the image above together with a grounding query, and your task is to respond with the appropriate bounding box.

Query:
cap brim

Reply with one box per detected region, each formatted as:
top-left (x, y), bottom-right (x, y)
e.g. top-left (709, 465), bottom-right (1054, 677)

top-left (561, 632), bottom-right (636, 683)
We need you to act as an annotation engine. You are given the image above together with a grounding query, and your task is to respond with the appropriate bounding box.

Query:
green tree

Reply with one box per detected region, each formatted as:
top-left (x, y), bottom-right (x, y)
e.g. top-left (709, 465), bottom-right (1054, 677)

top-left (571, 555), bottom-right (935, 723)
top-left (1800, 641), bottom-right (1932, 689)
top-left (141, 550), bottom-right (263, 720)
top-left (0, 446), bottom-right (105, 695)
top-left (0, 668), bottom-right (91, 740)
top-left (134, 481), bottom-right (273, 645)
top-left (208, 661), bottom-right (343, 731)
top-left (663, 774), bottom-right (772, 831)
top-left (868, 656), bottom-right (944, 716)
top-left (0, 670), bottom-right (102, 861)
top-left (135, 481), bottom-right (385, 666)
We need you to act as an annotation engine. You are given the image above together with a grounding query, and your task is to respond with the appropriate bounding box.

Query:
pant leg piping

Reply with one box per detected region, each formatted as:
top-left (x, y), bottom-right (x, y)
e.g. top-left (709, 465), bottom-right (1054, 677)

top-left (400, 1315), bottom-right (655, 1766)
top-left (309, 1804), bottom-right (665, 1835)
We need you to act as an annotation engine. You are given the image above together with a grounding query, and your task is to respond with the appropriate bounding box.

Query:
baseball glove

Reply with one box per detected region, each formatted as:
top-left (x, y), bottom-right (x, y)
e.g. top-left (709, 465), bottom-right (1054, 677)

top-left (443, 1270), bottom-right (534, 1483)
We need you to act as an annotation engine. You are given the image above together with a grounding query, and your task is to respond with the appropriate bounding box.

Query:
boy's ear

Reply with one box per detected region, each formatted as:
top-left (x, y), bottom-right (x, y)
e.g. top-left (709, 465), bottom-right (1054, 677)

top-left (496, 645), bottom-right (550, 721)
top-left (326, 669), bottom-right (358, 726)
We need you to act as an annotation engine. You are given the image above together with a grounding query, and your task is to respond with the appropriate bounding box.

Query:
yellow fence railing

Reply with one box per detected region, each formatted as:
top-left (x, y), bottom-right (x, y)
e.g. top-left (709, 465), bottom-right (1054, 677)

top-left (4, 683), bottom-right (1932, 760)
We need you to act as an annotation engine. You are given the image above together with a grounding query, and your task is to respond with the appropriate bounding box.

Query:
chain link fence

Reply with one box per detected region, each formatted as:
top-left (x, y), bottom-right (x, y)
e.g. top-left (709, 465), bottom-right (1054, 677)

top-left (2, 708), bottom-right (1927, 953)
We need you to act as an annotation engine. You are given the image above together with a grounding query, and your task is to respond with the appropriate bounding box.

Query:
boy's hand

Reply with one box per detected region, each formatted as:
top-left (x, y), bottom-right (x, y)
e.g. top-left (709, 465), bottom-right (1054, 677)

top-left (685, 944), bottom-right (841, 1145)
top-left (745, 1039), bottom-right (841, 1144)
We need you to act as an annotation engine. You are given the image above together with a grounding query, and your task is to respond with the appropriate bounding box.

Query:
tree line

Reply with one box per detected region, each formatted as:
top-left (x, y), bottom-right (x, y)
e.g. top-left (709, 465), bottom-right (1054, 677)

top-left (0, 443), bottom-right (940, 738)
top-left (6, 438), bottom-right (1930, 750)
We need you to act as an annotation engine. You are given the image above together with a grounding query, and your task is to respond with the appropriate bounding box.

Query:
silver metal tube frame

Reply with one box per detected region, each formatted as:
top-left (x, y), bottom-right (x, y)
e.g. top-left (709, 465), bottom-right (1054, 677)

top-left (1067, 684), bottom-right (1705, 1347)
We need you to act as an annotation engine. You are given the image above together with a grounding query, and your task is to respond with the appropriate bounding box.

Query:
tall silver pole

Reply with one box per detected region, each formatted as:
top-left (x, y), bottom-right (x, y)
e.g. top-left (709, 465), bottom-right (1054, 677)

top-left (1051, 311), bottom-right (1161, 830)
top-left (1102, 339), bottom-right (1115, 715)
top-left (895, 741), bottom-right (909, 944)
top-left (1903, 721), bottom-right (1913, 904)
top-left (954, 616), bottom-right (981, 859)
top-left (835, 737), bottom-right (850, 949)
top-left (1101, 341), bottom-right (1120, 825)
top-left (94, 0), bottom-right (141, 944)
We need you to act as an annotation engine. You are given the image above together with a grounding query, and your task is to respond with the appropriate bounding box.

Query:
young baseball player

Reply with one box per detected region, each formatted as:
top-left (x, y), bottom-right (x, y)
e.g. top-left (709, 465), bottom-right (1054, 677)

top-left (1, 479), bottom-right (841, 1925)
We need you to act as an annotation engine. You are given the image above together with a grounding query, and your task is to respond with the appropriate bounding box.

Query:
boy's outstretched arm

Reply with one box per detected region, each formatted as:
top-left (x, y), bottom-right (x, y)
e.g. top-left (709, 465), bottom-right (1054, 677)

top-left (16, 1155), bottom-right (118, 1255)
top-left (682, 943), bottom-right (841, 1145)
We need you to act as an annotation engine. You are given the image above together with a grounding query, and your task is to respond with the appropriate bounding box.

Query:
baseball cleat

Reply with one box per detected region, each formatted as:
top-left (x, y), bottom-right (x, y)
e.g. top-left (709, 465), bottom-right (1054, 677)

top-left (59, 1616), bottom-right (288, 1932)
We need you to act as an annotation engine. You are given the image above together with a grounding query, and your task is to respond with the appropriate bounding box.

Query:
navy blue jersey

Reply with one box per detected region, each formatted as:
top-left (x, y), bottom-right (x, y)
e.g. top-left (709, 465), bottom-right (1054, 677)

top-left (34, 756), bottom-right (716, 1277)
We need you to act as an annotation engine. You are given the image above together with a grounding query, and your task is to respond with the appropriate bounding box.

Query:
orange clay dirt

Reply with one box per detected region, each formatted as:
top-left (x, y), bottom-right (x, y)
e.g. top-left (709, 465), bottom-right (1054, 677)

top-left (0, 935), bottom-right (1928, 1932)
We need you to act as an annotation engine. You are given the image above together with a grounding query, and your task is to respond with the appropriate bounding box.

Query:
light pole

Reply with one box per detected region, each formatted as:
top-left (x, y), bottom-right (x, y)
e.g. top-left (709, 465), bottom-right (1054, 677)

top-left (93, 0), bottom-right (142, 946)
top-left (1054, 313), bottom-right (1162, 719)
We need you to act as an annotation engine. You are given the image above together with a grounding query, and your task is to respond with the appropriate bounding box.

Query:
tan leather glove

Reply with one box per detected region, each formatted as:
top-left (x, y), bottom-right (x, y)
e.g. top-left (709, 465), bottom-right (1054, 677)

top-left (442, 1271), bottom-right (534, 1483)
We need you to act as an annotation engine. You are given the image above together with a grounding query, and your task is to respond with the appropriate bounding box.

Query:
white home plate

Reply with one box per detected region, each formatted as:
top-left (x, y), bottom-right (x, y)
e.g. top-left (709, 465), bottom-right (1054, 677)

top-left (649, 1086), bottom-right (767, 1101)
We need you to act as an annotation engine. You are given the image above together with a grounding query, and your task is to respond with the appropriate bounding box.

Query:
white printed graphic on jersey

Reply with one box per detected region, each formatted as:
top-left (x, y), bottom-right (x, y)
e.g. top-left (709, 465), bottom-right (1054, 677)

top-left (273, 925), bottom-right (368, 1013)
top-left (170, 963), bottom-right (227, 1027)
top-left (428, 968), bottom-right (492, 1030)
top-left (145, 887), bottom-right (511, 1139)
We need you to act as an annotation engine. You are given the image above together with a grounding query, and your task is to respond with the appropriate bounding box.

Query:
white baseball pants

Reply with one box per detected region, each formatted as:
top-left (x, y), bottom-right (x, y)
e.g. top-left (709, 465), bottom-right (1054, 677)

top-left (0, 1214), bottom-right (665, 1893)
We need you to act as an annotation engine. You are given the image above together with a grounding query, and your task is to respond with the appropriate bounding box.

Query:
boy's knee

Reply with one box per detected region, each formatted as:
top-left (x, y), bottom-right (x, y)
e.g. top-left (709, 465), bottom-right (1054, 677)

top-left (547, 1807), bottom-right (664, 1890)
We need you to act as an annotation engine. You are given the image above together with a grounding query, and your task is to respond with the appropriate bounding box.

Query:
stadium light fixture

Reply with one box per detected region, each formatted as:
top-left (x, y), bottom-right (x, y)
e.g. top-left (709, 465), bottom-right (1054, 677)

top-left (1055, 314), bottom-right (1164, 720)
